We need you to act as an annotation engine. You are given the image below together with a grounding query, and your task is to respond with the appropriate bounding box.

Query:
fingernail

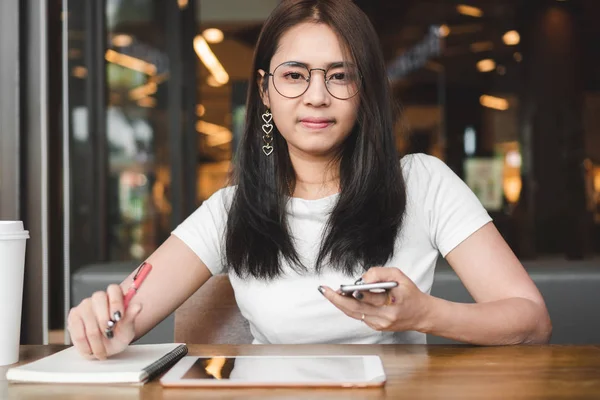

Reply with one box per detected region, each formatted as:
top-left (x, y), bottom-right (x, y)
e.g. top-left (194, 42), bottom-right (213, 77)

top-left (113, 311), bottom-right (122, 321)
top-left (107, 319), bottom-right (115, 329)
top-left (352, 291), bottom-right (364, 300)
top-left (105, 328), bottom-right (114, 339)
top-left (318, 286), bottom-right (325, 295)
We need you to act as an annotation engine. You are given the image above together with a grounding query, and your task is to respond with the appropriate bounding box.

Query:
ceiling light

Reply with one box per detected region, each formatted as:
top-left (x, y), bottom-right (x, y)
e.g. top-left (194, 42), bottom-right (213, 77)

top-left (480, 95), bottom-right (509, 111)
top-left (112, 34), bottom-right (133, 47)
top-left (503, 176), bottom-right (522, 204)
top-left (194, 35), bottom-right (229, 85)
top-left (196, 120), bottom-right (233, 147)
top-left (72, 66), bottom-right (87, 79)
top-left (476, 59), bottom-right (496, 72)
top-left (196, 104), bottom-right (206, 117)
top-left (438, 24), bottom-right (450, 37)
top-left (105, 49), bottom-right (156, 75)
top-left (506, 150), bottom-right (522, 168)
top-left (178, 0), bottom-right (188, 9)
top-left (207, 75), bottom-right (223, 87)
top-left (457, 5), bottom-right (483, 18)
top-left (502, 30), bottom-right (520, 46)
top-left (129, 82), bottom-right (157, 101)
top-left (203, 28), bottom-right (224, 44)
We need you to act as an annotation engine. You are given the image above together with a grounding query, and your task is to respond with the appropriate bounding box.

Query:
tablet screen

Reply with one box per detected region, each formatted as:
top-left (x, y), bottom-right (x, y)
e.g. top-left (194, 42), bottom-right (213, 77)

top-left (171, 356), bottom-right (385, 385)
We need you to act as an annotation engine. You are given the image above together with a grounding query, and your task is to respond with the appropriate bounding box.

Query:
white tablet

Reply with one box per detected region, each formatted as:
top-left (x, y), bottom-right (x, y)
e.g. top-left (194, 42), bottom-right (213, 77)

top-left (160, 355), bottom-right (386, 388)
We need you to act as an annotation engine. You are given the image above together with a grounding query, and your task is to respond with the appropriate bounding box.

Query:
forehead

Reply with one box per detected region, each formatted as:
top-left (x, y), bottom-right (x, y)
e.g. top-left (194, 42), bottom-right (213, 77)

top-left (270, 22), bottom-right (349, 69)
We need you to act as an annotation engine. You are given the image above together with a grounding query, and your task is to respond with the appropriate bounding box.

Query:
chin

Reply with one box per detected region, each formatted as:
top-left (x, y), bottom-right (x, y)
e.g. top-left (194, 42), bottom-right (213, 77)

top-left (296, 144), bottom-right (342, 158)
top-left (286, 134), bottom-right (347, 157)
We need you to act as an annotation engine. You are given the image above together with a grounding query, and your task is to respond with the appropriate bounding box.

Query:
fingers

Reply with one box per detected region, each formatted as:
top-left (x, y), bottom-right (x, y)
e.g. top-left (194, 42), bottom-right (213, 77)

top-left (67, 307), bottom-right (93, 359)
top-left (319, 286), bottom-right (378, 320)
top-left (356, 291), bottom-right (391, 307)
top-left (91, 291), bottom-right (113, 339)
top-left (74, 297), bottom-right (108, 360)
top-left (67, 285), bottom-right (141, 360)
top-left (104, 285), bottom-right (140, 345)
top-left (361, 313), bottom-right (394, 331)
top-left (81, 313), bottom-right (107, 359)
top-left (361, 266), bottom-right (406, 284)
top-left (106, 284), bottom-right (125, 325)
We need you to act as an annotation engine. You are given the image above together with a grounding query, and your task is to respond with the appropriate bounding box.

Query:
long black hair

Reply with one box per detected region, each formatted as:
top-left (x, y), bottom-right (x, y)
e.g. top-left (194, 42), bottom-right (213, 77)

top-left (225, 0), bottom-right (406, 279)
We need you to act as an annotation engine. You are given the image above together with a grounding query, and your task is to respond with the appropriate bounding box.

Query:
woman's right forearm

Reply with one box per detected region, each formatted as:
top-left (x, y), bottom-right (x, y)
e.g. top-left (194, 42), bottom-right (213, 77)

top-left (119, 235), bottom-right (213, 340)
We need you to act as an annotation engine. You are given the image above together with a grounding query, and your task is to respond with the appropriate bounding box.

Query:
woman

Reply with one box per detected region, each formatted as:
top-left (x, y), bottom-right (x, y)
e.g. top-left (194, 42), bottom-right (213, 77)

top-left (68, 0), bottom-right (551, 359)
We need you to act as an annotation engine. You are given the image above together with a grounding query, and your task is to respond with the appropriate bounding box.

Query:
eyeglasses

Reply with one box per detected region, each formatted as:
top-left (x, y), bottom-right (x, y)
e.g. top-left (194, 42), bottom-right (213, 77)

top-left (266, 61), bottom-right (361, 100)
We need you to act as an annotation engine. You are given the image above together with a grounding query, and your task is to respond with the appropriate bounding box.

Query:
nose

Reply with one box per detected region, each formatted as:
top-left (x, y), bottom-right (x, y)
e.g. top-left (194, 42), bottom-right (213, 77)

top-left (302, 69), bottom-right (330, 107)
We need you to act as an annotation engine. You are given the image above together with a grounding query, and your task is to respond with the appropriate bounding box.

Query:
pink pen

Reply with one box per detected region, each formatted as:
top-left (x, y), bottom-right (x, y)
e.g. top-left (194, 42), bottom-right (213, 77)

top-left (123, 262), bottom-right (153, 309)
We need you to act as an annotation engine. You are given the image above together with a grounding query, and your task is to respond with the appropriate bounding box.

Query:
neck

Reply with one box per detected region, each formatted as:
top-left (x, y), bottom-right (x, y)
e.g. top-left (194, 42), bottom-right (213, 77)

top-left (288, 151), bottom-right (340, 200)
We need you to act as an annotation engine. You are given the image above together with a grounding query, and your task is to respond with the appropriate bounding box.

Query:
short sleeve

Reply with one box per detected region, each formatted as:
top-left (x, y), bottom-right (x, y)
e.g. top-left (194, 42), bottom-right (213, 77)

top-left (171, 187), bottom-right (234, 275)
top-left (410, 154), bottom-right (493, 257)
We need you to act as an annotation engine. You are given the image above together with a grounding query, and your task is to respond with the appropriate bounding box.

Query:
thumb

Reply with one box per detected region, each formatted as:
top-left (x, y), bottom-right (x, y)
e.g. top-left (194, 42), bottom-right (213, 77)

top-left (122, 303), bottom-right (143, 324)
top-left (110, 304), bottom-right (142, 349)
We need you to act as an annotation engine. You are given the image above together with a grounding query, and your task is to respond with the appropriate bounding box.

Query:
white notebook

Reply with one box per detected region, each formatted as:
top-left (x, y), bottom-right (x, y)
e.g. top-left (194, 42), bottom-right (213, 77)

top-left (6, 343), bottom-right (187, 385)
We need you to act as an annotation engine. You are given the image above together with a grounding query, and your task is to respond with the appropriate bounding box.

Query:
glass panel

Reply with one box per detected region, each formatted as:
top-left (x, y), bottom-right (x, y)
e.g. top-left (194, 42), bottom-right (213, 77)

top-left (105, 0), bottom-right (171, 261)
top-left (67, 0), bottom-right (96, 272)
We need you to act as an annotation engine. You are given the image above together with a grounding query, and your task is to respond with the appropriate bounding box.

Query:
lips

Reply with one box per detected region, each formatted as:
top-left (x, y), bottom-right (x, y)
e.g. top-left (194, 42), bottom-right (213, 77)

top-left (300, 117), bottom-right (334, 130)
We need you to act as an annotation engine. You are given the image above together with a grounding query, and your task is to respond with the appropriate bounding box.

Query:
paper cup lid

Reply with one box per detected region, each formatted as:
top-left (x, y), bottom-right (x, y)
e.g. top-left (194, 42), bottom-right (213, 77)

top-left (0, 231), bottom-right (29, 240)
top-left (0, 221), bottom-right (25, 234)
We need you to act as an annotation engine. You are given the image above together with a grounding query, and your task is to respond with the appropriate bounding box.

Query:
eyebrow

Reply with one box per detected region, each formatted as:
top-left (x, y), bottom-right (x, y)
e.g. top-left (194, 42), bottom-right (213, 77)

top-left (283, 61), bottom-right (349, 69)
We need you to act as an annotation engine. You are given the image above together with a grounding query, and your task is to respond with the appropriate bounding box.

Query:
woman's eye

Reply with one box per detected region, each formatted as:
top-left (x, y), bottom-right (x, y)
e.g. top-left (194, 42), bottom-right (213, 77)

top-left (329, 73), bottom-right (347, 81)
top-left (284, 72), bottom-right (304, 80)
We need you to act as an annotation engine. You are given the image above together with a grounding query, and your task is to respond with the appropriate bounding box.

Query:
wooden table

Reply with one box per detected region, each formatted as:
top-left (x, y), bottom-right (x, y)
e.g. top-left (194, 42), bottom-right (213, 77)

top-left (2, 344), bottom-right (600, 399)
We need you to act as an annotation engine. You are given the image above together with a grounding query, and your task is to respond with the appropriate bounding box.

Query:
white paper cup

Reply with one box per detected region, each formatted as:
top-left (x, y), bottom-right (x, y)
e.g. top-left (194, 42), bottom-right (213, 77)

top-left (0, 221), bottom-right (29, 366)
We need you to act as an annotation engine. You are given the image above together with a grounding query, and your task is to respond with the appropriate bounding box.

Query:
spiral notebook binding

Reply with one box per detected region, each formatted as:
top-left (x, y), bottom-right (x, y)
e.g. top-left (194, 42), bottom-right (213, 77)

top-left (142, 344), bottom-right (188, 382)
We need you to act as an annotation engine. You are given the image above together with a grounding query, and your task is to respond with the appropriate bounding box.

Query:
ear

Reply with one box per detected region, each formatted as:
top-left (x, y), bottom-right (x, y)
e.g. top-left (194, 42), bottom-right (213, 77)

top-left (257, 69), bottom-right (271, 109)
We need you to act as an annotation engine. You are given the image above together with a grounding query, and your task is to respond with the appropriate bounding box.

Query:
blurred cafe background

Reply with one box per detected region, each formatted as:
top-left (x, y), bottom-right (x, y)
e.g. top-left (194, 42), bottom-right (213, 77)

top-left (1, 0), bottom-right (599, 345)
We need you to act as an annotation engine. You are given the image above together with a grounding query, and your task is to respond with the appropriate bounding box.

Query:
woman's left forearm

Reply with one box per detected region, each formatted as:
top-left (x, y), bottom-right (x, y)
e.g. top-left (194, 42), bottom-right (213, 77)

top-left (417, 295), bottom-right (552, 345)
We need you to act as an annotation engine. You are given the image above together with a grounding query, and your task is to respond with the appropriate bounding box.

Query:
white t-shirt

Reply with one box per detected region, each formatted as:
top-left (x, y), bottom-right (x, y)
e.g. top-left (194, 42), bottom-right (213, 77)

top-left (172, 153), bottom-right (492, 344)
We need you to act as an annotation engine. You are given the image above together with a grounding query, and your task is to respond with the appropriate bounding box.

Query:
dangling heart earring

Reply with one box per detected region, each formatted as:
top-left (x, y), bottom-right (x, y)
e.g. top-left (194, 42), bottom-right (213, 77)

top-left (261, 108), bottom-right (273, 156)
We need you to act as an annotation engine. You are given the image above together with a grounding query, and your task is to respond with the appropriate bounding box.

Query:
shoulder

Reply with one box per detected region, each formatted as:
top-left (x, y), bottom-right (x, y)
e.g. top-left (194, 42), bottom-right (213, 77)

top-left (399, 153), bottom-right (478, 210)
top-left (181, 185), bottom-right (237, 225)
top-left (203, 185), bottom-right (237, 210)
top-left (400, 153), bottom-right (454, 196)
top-left (401, 153), bottom-right (449, 179)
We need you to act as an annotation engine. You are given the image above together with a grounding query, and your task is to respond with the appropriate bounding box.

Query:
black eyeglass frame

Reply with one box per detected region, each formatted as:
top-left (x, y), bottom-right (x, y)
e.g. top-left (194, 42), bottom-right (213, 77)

top-left (265, 61), bottom-right (362, 100)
